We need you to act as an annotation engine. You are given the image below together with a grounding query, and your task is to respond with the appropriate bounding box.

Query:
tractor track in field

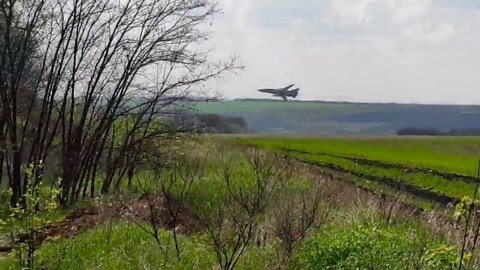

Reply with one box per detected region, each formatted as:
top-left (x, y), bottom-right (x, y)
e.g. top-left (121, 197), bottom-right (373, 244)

top-left (288, 155), bottom-right (459, 206)
top-left (281, 148), bottom-right (479, 184)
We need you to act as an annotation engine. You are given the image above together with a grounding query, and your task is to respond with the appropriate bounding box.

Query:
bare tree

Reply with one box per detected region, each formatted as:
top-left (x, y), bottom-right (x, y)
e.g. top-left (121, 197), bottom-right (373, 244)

top-left (272, 181), bottom-right (329, 269)
top-left (0, 0), bottom-right (237, 206)
top-left (149, 142), bottom-right (204, 260)
top-left (203, 150), bottom-right (289, 270)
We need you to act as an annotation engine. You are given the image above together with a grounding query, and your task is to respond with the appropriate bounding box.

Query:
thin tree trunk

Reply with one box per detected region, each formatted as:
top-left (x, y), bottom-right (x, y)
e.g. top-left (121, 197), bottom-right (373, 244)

top-left (11, 149), bottom-right (22, 206)
top-left (0, 117), bottom-right (6, 190)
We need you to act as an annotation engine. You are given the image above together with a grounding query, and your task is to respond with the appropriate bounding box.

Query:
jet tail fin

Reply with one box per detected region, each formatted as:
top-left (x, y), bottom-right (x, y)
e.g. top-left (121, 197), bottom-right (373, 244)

top-left (290, 88), bottom-right (299, 98)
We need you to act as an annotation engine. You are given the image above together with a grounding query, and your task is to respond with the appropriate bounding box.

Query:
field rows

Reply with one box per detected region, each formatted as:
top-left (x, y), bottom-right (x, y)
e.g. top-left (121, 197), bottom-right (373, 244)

top-left (232, 136), bottom-right (480, 210)
top-left (285, 151), bottom-right (460, 206)
top-left (281, 148), bottom-right (480, 184)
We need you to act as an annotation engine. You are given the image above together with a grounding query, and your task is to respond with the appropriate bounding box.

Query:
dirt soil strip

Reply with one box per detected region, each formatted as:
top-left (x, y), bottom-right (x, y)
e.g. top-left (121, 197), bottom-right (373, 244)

top-left (0, 193), bottom-right (203, 254)
top-left (282, 148), bottom-right (480, 184)
top-left (294, 157), bottom-right (459, 206)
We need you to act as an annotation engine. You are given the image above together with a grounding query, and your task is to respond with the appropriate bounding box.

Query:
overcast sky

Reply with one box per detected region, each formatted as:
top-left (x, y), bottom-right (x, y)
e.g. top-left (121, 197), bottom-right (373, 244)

top-left (207, 0), bottom-right (480, 104)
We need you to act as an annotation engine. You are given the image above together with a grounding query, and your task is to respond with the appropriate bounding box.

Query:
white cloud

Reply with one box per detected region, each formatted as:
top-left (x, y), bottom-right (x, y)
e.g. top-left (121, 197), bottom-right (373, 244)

top-left (426, 23), bottom-right (456, 42)
top-left (208, 0), bottom-right (480, 105)
top-left (387, 0), bottom-right (432, 24)
top-left (326, 0), bottom-right (432, 27)
top-left (220, 0), bottom-right (253, 29)
top-left (327, 0), bottom-right (379, 27)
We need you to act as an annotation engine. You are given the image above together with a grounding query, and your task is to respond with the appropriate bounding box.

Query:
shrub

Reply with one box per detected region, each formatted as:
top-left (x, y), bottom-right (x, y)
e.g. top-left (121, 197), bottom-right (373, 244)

top-left (293, 220), bottom-right (453, 269)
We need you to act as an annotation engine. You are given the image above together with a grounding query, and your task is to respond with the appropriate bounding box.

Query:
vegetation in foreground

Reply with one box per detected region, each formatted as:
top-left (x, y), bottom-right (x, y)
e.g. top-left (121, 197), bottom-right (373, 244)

top-left (1, 139), bottom-right (478, 269)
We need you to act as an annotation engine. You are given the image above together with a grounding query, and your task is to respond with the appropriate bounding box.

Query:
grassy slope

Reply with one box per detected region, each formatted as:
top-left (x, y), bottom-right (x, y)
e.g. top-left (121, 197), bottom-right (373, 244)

top-left (195, 100), bottom-right (371, 114)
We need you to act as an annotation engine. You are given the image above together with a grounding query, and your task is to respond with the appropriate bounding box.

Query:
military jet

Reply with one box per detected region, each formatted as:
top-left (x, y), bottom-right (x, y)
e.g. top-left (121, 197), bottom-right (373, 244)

top-left (258, 84), bottom-right (300, 101)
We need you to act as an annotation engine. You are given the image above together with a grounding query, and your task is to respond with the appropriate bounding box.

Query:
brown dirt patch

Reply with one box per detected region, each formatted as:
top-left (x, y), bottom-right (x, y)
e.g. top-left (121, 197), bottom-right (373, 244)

top-left (125, 192), bottom-right (203, 234)
top-left (1, 193), bottom-right (203, 253)
top-left (41, 207), bottom-right (102, 240)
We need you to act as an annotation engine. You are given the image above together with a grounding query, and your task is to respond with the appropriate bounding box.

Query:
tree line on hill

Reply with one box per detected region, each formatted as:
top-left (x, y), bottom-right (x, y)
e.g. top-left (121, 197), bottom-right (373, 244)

top-left (397, 127), bottom-right (480, 136)
top-left (172, 113), bottom-right (248, 134)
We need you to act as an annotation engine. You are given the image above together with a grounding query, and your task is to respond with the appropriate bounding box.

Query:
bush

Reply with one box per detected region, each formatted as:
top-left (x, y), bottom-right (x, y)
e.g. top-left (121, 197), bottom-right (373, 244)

top-left (293, 220), bottom-right (454, 270)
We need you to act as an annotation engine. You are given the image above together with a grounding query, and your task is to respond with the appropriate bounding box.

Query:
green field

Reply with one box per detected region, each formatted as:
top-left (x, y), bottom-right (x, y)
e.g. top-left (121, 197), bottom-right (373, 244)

top-left (231, 136), bottom-right (480, 209)
top-left (195, 100), bottom-right (372, 114)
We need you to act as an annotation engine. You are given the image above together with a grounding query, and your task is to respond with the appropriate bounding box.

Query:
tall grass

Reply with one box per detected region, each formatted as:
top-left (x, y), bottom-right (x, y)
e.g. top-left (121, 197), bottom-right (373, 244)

top-left (0, 222), bottom-right (272, 270)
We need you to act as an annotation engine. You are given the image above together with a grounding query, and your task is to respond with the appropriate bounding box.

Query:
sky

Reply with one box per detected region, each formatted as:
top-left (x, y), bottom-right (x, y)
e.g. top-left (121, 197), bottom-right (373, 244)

top-left (207, 0), bottom-right (480, 105)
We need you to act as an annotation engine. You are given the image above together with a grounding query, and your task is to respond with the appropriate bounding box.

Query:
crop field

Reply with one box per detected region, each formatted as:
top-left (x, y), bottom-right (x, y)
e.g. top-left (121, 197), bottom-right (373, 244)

top-left (195, 100), bottom-right (373, 114)
top-left (231, 136), bottom-right (480, 210)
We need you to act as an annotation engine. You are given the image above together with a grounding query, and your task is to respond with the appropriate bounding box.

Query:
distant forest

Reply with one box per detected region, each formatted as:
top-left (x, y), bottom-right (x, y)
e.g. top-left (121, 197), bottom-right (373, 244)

top-left (173, 113), bottom-right (248, 134)
top-left (397, 127), bottom-right (480, 136)
top-left (196, 100), bottom-right (480, 135)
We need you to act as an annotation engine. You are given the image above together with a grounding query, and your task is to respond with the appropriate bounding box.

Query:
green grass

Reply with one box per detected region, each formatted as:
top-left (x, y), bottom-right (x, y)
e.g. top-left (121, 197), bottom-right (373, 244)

top-left (194, 100), bottom-right (373, 114)
top-left (0, 212), bottom-right (454, 270)
top-left (233, 136), bottom-right (480, 176)
top-left (226, 136), bottom-right (480, 210)
top-left (289, 151), bottom-right (476, 200)
top-left (294, 218), bottom-right (453, 269)
top-left (0, 222), bottom-right (272, 270)
top-left (195, 100), bottom-right (332, 113)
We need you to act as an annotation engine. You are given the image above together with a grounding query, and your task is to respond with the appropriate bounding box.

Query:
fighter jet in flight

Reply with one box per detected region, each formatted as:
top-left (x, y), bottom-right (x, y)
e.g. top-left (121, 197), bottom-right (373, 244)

top-left (258, 84), bottom-right (300, 101)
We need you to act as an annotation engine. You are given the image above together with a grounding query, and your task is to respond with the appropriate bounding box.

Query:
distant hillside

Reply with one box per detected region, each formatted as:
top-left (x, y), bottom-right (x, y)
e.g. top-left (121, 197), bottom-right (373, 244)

top-left (172, 112), bottom-right (248, 134)
top-left (194, 99), bottom-right (480, 135)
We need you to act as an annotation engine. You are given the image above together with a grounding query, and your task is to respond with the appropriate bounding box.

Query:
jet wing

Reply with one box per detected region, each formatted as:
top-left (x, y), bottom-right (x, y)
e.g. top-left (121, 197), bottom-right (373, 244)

top-left (258, 89), bottom-right (279, 94)
top-left (283, 84), bottom-right (295, 90)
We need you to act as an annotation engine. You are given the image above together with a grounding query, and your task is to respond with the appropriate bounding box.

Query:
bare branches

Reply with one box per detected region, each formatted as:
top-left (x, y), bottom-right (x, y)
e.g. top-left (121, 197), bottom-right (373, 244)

top-left (157, 147), bottom-right (204, 260)
top-left (272, 178), bottom-right (329, 269)
top-left (0, 0), bottom-right (236, 205)
top-left (203, 150), bottom-right (289, 270)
